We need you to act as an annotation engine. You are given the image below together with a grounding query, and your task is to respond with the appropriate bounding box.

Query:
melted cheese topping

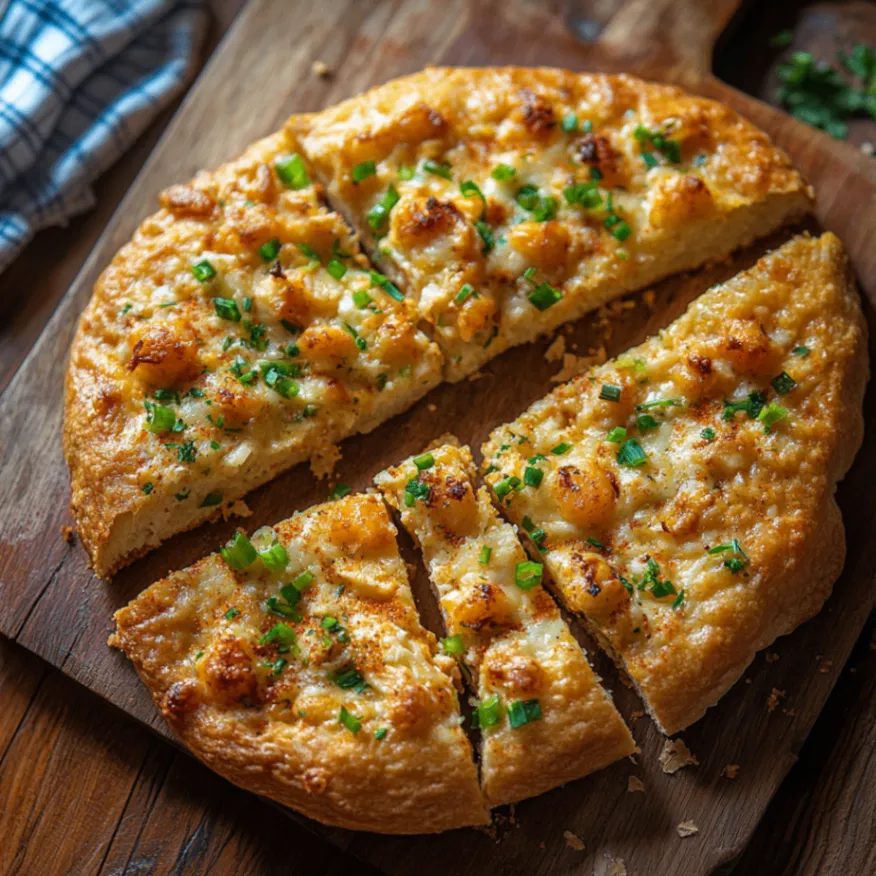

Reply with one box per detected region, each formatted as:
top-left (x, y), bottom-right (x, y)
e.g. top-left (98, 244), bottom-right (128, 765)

top-left (295, 67), bottom-right (810, 378)
top-left (375, 441), bottom-right (634, 805)
top-left (66, 132), bottom-right (442, 572)
top-left (481, 234), bottom-right (866, 733)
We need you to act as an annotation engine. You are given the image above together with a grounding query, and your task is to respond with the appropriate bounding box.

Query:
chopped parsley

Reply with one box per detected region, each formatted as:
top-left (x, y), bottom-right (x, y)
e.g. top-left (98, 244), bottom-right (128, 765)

top-left (709, 538), bottom-right (748, 574)
top-left (404, 477), bottom-right (431, 507)
top-left (641, 557), bottom-right (675, 598)
top-left (771, 371), bottom-right (797, 395)
top-left (701, 426), bottom-right (716, 441)
top-left (200, 491), bottom-right (223, 508)
top-left (258, 238), bottom-right (280, 261)
top-left (759, 402), bottom-right (789, 433)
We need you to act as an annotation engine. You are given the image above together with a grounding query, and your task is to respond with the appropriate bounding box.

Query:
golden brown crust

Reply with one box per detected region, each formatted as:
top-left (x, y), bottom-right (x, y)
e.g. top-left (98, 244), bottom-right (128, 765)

top-left (110, 493), bottom-right (488, 833)
top-left (64, 132), bottom-right (442, 577)
top-left (293, 66), bottom-right (813, 379)
top-left (481, 233), bottom-right (867, 734)
top-left (375, 440), bottom-right (635, 806)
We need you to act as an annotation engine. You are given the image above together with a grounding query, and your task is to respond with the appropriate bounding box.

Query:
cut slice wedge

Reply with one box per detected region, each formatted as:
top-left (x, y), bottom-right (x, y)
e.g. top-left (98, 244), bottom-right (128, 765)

top-left (65, 131), bottom-right (442, 577)
top-left (110, 492), bottom-right (488, 833)
top-left (481, 233), bottom-right (867, 735)
top-left (292, 67), bottom-right (812, 380)
top-left (375, 438), bottom-right (635, 806)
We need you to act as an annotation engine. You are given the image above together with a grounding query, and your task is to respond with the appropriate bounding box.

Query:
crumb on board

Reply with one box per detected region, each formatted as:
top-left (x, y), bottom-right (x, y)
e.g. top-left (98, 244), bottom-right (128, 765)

top-left (630, 709), bottom-right (645, 721)
top-left (60, 525), bottom-right (74, 543)
top-left (544, 334), bottom-right (566, 362)
top-left (643, 289), bottom-right (656, 309)
top-left (783, 708), bottom-right (797, 718)
top-left (677, 821), bottom-right (699, 838)
top-left (310, 443), bottom-right (342, 480)
top-left (818, 659), bottom-right (833, 673)
top-left (223, 499), bottom-right (252, 520)
top-left (659, 738), bottom-right (698, 774)
top-left (311, 60), bottom-right (330, 78)
top-left (721, 764), bottom-right (740, 779)
top-left (468, 369), bottom-right (486, 382)
top-left (563, 830), bottom-right (585, 851)
top-left (767, 688), bottom-right (786, 712)
top-left (427, 403), bottom-right (437, 412)
top-left (765, 652), bottom-right (780, 663)
top-left (550, 353), bottom-right (590, 383)
top-left (627, 776), bottom-right (645, 793)
top-left (862, 141), bottom-right (875, 156)
top-left (594, 852), bottom-right (627, 876)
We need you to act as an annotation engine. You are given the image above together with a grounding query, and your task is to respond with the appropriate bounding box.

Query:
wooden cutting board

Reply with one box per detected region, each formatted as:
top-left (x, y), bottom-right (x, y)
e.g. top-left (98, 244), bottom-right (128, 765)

top-left (1, 1), bottom-right (875, 873)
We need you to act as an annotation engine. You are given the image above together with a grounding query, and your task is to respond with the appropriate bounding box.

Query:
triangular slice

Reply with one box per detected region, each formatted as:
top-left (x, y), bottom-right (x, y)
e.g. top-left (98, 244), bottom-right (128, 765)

top-left (65, 131), bottom-right (442, 577)
top-left (110, 492), bottom-right (488, 833)
top-left (292, 67), bottom-right (812, 380)
top-left (375, 439), bottom-right (635, 806)
top-left (481, 233), bottom-right (866, 735)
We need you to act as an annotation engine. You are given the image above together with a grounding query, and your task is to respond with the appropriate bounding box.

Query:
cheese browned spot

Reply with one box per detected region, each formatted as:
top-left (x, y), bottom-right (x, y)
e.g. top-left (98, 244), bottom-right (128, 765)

top-left (293, 67), bottom-right (812, 380)
top-left (375, 439), bottom-right (635, 806)
top-left (109, 492), bottom-right (488, 834)
top-left (481, 234), bottom-right (866, 735)
top-left (65, 131), bottom-right (443, 577)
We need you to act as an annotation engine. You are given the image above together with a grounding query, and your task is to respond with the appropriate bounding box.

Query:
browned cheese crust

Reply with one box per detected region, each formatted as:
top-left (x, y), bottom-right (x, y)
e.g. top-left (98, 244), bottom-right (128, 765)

top-left (110, 493), bottom-right (488, 833)
top-left (292, 67), bottom-right (813, 379)
top-left (375, 439), bottom-right (635, 806)
top-left (481, 234), bottom-right (867, 735)
top-left (65, 132), bottom-right (442, 577)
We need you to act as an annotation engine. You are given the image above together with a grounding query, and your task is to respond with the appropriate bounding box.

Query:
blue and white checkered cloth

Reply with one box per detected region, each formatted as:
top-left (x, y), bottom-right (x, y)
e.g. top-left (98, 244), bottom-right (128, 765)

top-left (0, 0), bottom-right (206, 274)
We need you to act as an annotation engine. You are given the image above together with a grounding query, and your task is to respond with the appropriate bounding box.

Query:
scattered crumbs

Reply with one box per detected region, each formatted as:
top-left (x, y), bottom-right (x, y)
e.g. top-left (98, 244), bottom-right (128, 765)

top-left (643, 290), bottom-right (656, 309)
top-left (563, 830), bottom-right (585, 851)
top-left (544, 334), bottom-right (566, 362)
top-left (765, 652), bottom-right (780, 663)
top-left (862, 141), bottom-right (875, 156)
top-left (539, 841), bottom-right (546, 850)
top-left (508, 803), bottom-right (516, 825)
top-left (745, 678), bottom-right (753, 685)
top-left (310, 443), bottom-right (342, 480)
top-left (550, 353), bottom-right (590, 383)
top-left (850, 667), bottom-right (857, 674)
top-left (677, 820), bottom-right (699, 838)
top-left (721, 764), bottom-right (740, 779)
top-left (60, 525), bottom-right (74, 543)
top-left (627, 776), bottom-right (645, 793)
top-left (818, 659), bottom-right (833, 674)
top-left (630, 709), bottom-right (645, 721)
top-left (468, 369), bottom-right (485, 382)
top-left (618, 673), bottom-right (635, 689)
top-left (223, 499), bottom-right (252, 520)
top-left (427, 403), bottom-right (437, 412)
top-left (311, 60), bottom-right (330, 78)
top-left (594, 851), bottom-right (627, 876)
top-left (767, 688), bottom-right (786, 712)
top-left (783, 708), bottom-right (797, 717)
top-left (659, 738), bottom-right (698, 774)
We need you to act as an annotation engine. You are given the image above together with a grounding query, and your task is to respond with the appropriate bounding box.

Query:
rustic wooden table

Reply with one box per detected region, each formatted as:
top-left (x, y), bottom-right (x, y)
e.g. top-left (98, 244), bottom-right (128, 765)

top-left (0, 2), bottom-right (873, 874)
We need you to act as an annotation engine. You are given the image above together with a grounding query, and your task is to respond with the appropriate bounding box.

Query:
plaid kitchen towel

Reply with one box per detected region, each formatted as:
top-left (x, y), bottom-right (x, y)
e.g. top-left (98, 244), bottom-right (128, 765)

top-left (0, 0), bottom-right (207, 275)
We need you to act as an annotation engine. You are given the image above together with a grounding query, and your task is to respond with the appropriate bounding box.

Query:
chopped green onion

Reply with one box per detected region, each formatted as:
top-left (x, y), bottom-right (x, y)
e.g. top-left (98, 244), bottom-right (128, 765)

top-left (563, 182), bottom-right (602, 209)
top-left (413, 452), bottom-right (434, 471)
top-left (441, 635), bottom-right (465, 655)
top-left (528, 282), bottom-right (562, 311)
top-left (366, 185), bottom-right (400, 234)
top-left (759, 402), bottom-right (789, 432)
top-left (475, 220), bottom-right (494, 254)
top-left (636, 397), bottom-right (684, 410)
top-left (329, 483), bottom-right (352, 500)
top-left (561, 113), bottom-right (578, 133)
top-left (352, 161), bottom-right (377, 182)
top-left (607, 427), bottom-right (627, 443)
top-left (491, 163), bottom-right (516, 181)
top-left (672, 589), bottom-right (686, 609)
top-left (460, 180), bottom-right (486, 211)
top-left (200, 491), bottom-right (223, 508)
top-left (144, 401), bottom-right (176, 433)
top-left (423, 160), bottom-right (452, 179)
top-left (507, 698), bottom-right (542, 728)
top-left (642, 151), bottom-right (659, 169)
top-left (599, 384), bottom-right (622, 402)
top-left (258, 239), bottom-right (281, 261)
top-left (722, 390), bottom-right (767, 421)
top-left (339, 706), bottom-right (361, 734)
top-left (224, 607), bottom-right (239, 620)
top-left (260, 623), bottom-right (297, 652)
top-left (514, 560), bottom-right (543, 590)
top-left (617, 438), bottom-right (648, 467)
top-left (259, 541), bottom-right (289, 571)
top-left (493, 476), bottom-right (521, 500)
top-left (275, 155), bottom-right (310, 189)
top-left (771, 372), bottom-right (797, 395)
top-left (398, 165), bottom-right (415, 181)
top-left (404, 478), bottom-right (431, 507)
top-left (374, 727), bottom-right (388, 740)
top-left (608, 219), bottom-right (631, 241)
top-left (523, 466), bottom-right (544, 488)
top-left (192, 260), bottom-right (216, 282)
top-left (353, 289), bottom-right (373, 309)
top-left (792, 345), bottom-right (810, 356)
top-left (455, 283), bottom-right (476, 303)
top-left (342, 322), bottom-right (367, 351)
top-left (636, 414), bottom-right (659, 432)
top-left (221, 531), bottom-right (257, 570)
top-left (327, 258), bottom-right (347, 280)
top-left (291, 570), bottom-right (314, 592)
top-left (213, 297), bottom-right (241, 322)
top-left (701, 427), bottom-right (716, 441)
top-left (551, 442), bottom-right (571, 455)
top-left (142, 482), bottom-right (153, 495)
top-left (333, 668), bottom-right (366, 690)
top-left (478, 545), bottom-right (492, 565)
top-left (476, 694), bottom-right (502, 729)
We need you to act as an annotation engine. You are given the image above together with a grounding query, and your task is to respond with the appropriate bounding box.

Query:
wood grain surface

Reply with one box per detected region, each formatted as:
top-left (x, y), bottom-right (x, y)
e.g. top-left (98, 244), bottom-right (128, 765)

top-left (0, 1), bottom-right (875, 874)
